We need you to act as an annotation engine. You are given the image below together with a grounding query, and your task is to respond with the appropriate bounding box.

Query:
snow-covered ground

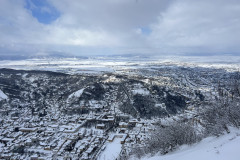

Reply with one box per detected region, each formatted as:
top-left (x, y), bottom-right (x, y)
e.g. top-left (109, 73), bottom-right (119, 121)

top-left (98, 137), bottom-right (122, 160)
top-left (0, 55), bottom-right (240, 74)
top-left (0, 89), bottom-right (8, 100)
top-left (132, 84), bottom-right (150, 95)
top-left (139, 128), bottom-right (240, 160)
top-left (67, 88), bottom-right (85, 103)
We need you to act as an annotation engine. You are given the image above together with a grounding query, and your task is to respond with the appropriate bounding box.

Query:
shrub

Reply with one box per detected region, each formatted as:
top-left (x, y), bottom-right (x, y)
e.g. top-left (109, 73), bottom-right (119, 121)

top-left (201, 100), bottom-right (240, 136)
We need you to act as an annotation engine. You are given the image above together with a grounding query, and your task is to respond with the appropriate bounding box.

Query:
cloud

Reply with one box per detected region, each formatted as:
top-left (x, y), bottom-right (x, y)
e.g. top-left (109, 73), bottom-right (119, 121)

top-left (0, 0), bottom-right (239, 56)
top-left (148, 0), bottom-right (240, 54)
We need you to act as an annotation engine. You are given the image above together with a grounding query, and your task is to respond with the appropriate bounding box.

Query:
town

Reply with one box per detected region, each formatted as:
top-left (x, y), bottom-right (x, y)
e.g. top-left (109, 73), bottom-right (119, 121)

top-left (0, 62), bottom-right (238, 159)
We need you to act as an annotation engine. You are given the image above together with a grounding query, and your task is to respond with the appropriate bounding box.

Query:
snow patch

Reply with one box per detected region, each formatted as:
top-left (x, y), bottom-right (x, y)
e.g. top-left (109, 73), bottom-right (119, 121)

top-left (98, 137), bottom-right (122, 160)
top-left (132, 84), bottom-right (150, 95)
top-left (67, 88), bottom-right (85, 102)
top-left (0, 89), bottom-right (8, 100)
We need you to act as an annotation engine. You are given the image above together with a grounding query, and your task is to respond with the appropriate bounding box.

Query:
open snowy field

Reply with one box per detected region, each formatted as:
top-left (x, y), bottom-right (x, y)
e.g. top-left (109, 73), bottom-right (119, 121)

top-left (98, 137), bottom-right (122, 160)
top-left (0, 56), bottom-right (240, 74)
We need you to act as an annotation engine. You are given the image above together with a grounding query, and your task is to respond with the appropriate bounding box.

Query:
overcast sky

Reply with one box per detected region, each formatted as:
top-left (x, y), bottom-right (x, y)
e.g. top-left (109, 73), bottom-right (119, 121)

top-left (0, 0), bottom-right (240, 56)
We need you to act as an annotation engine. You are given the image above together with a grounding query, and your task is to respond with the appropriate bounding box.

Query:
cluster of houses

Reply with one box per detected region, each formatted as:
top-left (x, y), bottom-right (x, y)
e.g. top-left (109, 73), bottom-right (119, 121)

top-left (0, 104), bottom-right (160, 160)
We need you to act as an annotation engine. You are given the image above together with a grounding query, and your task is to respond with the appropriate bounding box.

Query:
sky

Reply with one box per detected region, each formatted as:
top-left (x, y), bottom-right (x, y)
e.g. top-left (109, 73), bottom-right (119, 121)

top-left (0, 0), bottom-right (240, 57)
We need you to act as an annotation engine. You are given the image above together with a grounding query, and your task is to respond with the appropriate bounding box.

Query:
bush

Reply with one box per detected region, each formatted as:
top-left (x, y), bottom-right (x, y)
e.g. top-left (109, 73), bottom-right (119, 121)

top-left (201, 100), bottom-right (240, 136)
top-left (147, 122), bottom-right (198, 154)
top-left (12, 145), bottom-right (25, 154)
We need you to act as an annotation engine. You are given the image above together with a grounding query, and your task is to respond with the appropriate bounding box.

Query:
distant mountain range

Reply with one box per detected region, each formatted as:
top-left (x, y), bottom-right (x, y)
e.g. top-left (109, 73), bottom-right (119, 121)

top-left (0, 52), bottom-right (154, 60)
top-left (0, 53), bottom-right (88, 60)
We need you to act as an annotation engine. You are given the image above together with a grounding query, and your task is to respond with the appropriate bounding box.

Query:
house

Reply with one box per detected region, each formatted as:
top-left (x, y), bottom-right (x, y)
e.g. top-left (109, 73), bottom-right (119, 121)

top-left (0, 154), bottom-right (11, 160)
top-left (119, 122), bottom-right (128, 128)
top-left (128, 119), bottom-right (138, 127)
top-left (107, 134), bottom-right (128, 143)
top-left (85, 145), bottom-right (97, 156)
top-left (19, 127), bottom-right (37, 133)
top-left (44, 145), bottom-right (52, 150)
top-left (107, 135), bottom-right (115, 142)
top-left (30, 154), bottom-right (38, 160)
top-left (120, 134), bottom-right (128, 144)
top-left (96, 124), bottom-right (105, 129)
top-left (25, 139), bottom-right (32, 146)
top-left (0, 137), bottom-right (14, 143)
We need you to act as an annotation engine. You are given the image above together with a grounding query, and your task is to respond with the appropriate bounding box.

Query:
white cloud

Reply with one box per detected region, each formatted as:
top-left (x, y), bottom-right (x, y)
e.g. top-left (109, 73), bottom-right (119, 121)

top-left (148, 0), bottom-right (240, 54)
top-left (0, 0), bottom-right (240, 56)
top-left (45, 26), bottom-right (121, 46)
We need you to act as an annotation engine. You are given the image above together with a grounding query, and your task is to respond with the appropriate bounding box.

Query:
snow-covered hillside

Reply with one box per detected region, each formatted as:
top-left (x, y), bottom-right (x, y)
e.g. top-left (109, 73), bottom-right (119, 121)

top-left (67, 88), bottom-right (85, 103)
top-left (0, 89), bottom-right (8, 100)
top-left (139, 128), bottom-right (240, 160)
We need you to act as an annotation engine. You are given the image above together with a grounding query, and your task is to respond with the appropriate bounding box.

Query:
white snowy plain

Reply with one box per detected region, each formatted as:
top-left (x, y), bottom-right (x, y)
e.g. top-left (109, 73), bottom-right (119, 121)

top-left (137, 128), bottom-right (240, 160)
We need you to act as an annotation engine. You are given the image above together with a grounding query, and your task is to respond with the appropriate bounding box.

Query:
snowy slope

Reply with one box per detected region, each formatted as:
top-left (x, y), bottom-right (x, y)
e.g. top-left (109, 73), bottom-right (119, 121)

top-left (140, 128), bottom-right (240, 160)
top-left (67, 88), bottom-right (85, 103)
top-left (0, 89), bottom-right (8, 100)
